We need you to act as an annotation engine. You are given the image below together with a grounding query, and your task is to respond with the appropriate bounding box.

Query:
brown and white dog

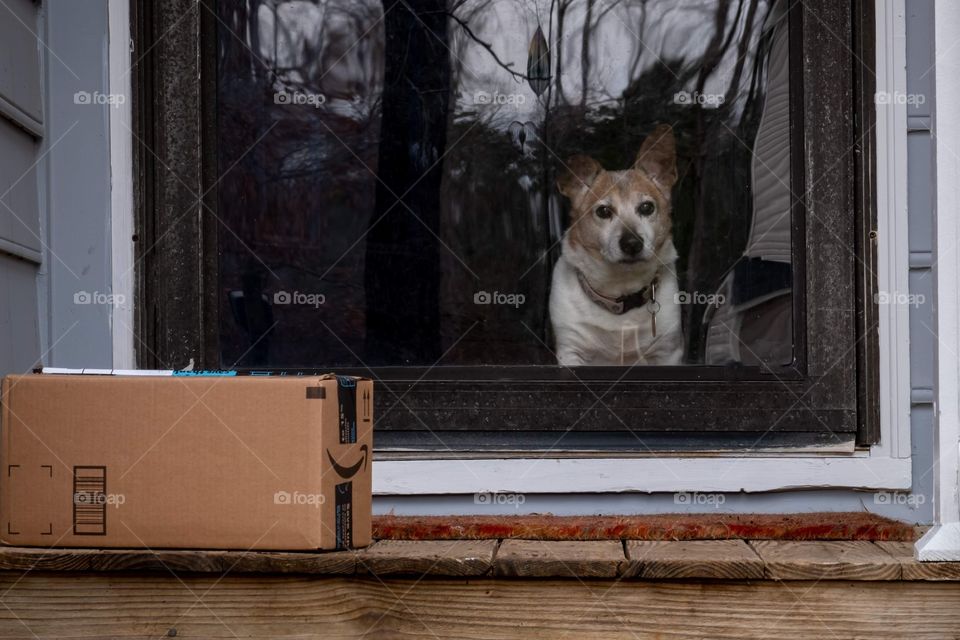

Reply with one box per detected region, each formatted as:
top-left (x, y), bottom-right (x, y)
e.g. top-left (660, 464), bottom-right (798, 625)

top-left (549, 124), bottom-right (683, 366)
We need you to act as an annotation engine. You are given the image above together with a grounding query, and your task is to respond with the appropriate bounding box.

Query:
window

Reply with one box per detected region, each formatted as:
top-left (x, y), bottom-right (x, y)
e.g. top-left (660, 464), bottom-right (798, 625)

top-left (133, 0), bottom-right (877, 451)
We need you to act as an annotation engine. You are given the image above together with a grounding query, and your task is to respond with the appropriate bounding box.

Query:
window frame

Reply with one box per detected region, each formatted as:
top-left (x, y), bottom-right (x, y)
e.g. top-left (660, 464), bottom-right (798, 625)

top-left (132, 0), bottom-right (891, 457)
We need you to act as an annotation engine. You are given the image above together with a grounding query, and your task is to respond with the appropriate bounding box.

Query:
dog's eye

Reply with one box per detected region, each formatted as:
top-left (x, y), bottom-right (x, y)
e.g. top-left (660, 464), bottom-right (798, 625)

top-left (638, 201), bottom-right (656, 216)
top-left (595, 205), bottom-right (614, 219)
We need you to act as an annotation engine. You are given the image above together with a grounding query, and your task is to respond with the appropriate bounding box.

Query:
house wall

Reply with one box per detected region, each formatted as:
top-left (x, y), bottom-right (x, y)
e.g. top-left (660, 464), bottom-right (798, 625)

top-left (41, 0), bottom-right (116, 368)
top-left (0, 0), bottom-right (44, 376)
top-left (0, 0), bottom-right (116, 377)
top-left (0, 1), bottom-right (939, 522)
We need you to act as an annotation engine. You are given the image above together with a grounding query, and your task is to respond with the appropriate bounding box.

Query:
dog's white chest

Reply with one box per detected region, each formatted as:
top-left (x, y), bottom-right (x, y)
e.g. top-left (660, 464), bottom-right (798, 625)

top-left (549, 257), bottom-right (683, 366)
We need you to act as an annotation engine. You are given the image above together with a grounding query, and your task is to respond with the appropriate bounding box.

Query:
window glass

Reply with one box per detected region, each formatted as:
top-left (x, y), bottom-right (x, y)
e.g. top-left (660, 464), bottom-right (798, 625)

top-left (216, 0), bottom-right (793, 368)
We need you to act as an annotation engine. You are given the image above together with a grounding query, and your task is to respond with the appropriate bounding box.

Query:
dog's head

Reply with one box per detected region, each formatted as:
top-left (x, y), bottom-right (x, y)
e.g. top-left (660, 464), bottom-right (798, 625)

top-left (557, 124), bottom-right (677, 266)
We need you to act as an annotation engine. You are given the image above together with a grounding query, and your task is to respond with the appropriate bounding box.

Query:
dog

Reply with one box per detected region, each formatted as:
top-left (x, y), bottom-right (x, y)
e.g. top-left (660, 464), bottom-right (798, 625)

top-left (549, 124), bottom-right (683, 366)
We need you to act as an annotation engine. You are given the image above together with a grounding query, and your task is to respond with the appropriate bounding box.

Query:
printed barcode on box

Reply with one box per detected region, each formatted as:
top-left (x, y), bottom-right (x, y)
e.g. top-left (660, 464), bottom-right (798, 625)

top-left (336, 376), bottom-right (357, 444)
top-left (335, 481), bottom-right (352, 549)
top-left (73, 466), bottom-right (107, 535)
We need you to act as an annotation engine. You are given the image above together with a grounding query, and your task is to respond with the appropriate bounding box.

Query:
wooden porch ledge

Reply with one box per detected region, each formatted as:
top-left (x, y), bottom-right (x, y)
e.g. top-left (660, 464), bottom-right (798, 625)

top-left (1, 539), bottom-right (958, 581)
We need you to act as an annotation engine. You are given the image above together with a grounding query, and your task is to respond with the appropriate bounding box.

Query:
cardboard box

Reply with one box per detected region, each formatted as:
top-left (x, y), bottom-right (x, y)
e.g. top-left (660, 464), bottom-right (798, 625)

top-left (0, 374), bottom-right (372, 551)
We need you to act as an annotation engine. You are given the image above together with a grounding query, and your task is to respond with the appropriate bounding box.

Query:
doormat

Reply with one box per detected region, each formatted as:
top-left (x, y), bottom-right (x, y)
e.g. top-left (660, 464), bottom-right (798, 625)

top-left (372, 513), bottom-right (916, 542)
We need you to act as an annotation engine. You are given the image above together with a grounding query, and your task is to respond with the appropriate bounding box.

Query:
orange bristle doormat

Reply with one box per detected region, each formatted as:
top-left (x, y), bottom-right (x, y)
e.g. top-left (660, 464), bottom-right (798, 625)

top-left (372, 513), bottom-right (916, 542)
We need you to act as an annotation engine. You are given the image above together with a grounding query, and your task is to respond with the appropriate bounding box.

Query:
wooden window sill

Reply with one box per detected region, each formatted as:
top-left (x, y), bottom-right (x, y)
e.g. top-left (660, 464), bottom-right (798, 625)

top-left (1, 539), bottom-right (957, 581)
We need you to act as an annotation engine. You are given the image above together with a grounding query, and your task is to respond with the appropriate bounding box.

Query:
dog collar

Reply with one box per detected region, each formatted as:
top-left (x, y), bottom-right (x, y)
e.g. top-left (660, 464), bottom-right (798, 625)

top-left (575, 269), bottom-right (659, 315)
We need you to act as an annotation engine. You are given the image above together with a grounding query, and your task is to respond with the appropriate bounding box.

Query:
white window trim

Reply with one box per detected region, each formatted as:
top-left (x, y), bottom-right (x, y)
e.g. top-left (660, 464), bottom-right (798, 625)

top-left (109, 0), bottom-right (135, 370)
top-left (916, 0), bottom-right (960, 561)
top-left (374, 1), bottom-right (913, 496)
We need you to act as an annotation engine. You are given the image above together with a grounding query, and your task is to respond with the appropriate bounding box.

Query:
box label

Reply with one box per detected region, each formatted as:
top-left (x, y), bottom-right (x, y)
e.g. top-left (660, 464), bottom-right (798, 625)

top-left (73, 466), bottom-right (107, 535)
top-left (335, 481), bottom-right (352, 550)
top-left (336, 376), bottom-right (357, 444)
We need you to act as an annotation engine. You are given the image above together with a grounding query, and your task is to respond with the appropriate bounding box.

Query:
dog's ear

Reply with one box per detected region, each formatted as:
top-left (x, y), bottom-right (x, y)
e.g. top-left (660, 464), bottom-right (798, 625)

top-left (557, 155), bottom-right (602, 199)
top-left (634, 124), bottom-right (677, 190)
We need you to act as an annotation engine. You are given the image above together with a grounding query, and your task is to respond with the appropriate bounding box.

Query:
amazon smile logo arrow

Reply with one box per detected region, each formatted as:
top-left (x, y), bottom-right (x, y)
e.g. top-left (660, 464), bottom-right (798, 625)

top-left (327, 444), bottom-right (369, 479)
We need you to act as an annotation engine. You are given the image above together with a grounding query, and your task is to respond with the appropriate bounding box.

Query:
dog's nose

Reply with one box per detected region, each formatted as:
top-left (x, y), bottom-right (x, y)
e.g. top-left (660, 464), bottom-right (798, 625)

top-left (619, 233), bottom-right (644, 257)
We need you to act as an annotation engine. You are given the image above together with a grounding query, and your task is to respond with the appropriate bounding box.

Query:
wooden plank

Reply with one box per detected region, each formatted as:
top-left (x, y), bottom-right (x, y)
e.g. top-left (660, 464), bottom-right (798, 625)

top-left (3, 540), bottom-right (944, 581)
top-left (875, 541), bottom-right (960, 581)
top-left (750, 541), bottom-right (901, 580)
top-left (624, 540), bottom-right (764, 579)
top-left (2, 573), bottom-right (960, 638)
top-left (0, 547), bottom-right (356, 575)
top-left (356, 540), bottom-right (496, 576)
top-left (133, 0), bottom-right (211, 369)
top-left (493, 540), bottom-right (625, 578)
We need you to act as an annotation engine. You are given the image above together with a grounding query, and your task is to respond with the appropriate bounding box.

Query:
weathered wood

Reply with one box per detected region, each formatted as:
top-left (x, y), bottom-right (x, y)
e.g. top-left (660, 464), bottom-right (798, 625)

top-left (3, 573), bottom-right (960, 638)
top-left (750, 540), bottom-right (901, 581)
top-left (356, 540), bottom-right (496, 576)
top-left (133, 0), bottom-right (212, 369)
top-left (624, 540), bottom-right (764, 580)
top-left (493, 540), bottom-right (625, 578)
top-left (875, 541), bottom-right (960, 581)
top-left (0, 547), bottom-right (356, 575)
top-left (3, 538), bottom-right (950, 581)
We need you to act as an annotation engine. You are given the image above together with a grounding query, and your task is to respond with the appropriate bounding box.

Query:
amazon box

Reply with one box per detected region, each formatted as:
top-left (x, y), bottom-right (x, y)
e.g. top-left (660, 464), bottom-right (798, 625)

top-left (0, 373), bottom-right (372, 551)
